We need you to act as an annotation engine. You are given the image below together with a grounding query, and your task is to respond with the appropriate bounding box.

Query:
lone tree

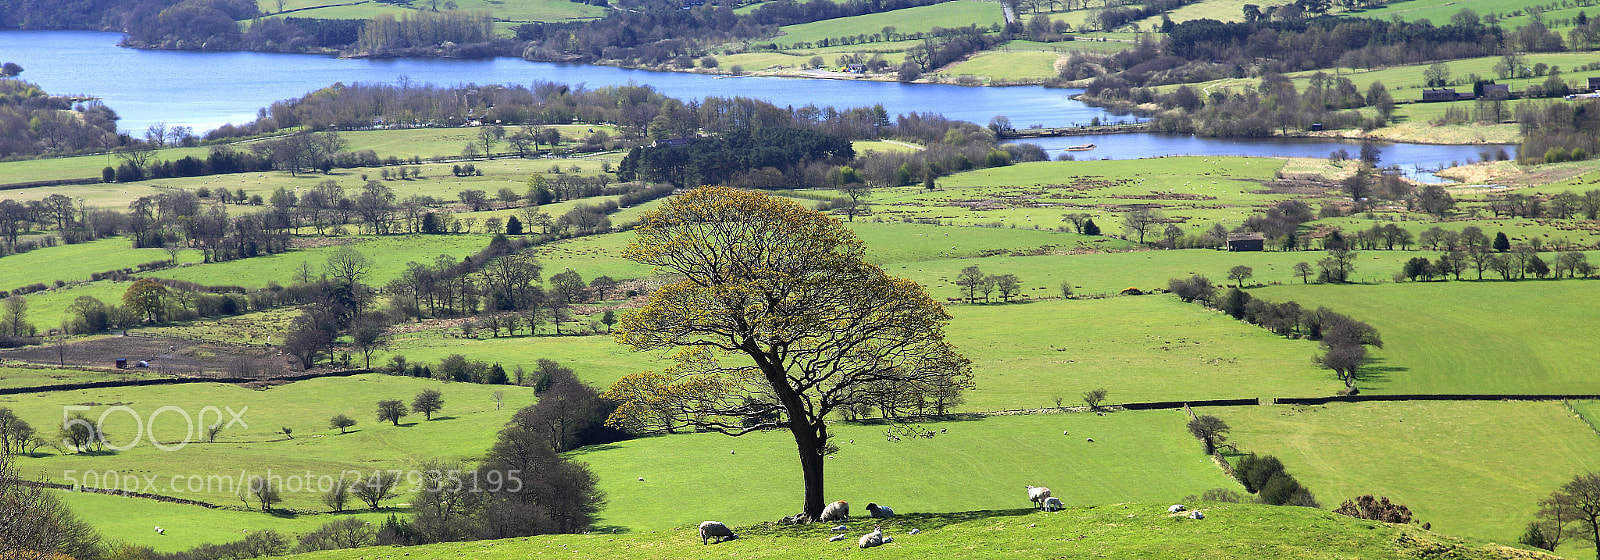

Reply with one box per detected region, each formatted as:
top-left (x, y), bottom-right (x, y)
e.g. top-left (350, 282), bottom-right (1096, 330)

top-left (1082, 388), bottom-right (1108, 410)
top-left (1122, 208), bottom-right (1161, 244)
top-left (376, 399), bottom-right (408, 426)
top-left (1543, 472), bottom-right (1600, 560)
top-left (412, 389), bottom-right (444, 420)
top-left (1228, 265), bottom-right (1254, 288)
top-left (602, 187), bottom-right (974, 522)
top-left (1186, 414), bottom-right (1230, 454)
top-left (329, 414), bottom-right (356, 434)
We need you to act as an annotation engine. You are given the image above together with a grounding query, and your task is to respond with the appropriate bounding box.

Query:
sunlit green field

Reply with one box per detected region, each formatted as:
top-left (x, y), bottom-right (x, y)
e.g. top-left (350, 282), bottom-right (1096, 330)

top-left (4, 374), bottom-right (535, 510)
top-left (580, 410), bottom-right (1238, 530)
top-left (286, 500), bottom-right (1526, 560)
top-left (775, 1), bottom-right (1005, 47)
top-left (1218, 400), bottom-right (1600, 557)
top-left (1251, 280), bottom-right (1600, 395)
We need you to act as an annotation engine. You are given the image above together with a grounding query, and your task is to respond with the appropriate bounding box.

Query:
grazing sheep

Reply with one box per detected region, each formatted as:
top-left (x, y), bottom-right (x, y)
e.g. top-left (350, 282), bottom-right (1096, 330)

top-left (1042, 497), bottom-right (1064, 512)
top-left (698, 521), bottom-right (735, 544)
top-left (155, 527), bottom-right (164, 535)
top-left (866, 503), bottom-right (895, 518)
top-left (1188, 510), bottom-right (1205, 520)
top-left (829, 534), bottom-right (846, 542)
top-left (1168, 504), bottom-right (1186, 513)
top-left (832, 525), bottom-right (848, 532)
top-left (820, 500), bottom-right (850, 521)
top-left (858, 526), bottom-right (884, 548)
top-left (908, 529), bottom-right (921, 535)
top-left (1026, 486), bottom-right (1052, 509)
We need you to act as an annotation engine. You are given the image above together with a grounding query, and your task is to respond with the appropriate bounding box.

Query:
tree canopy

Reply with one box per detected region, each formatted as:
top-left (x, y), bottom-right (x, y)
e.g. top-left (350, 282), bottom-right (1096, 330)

top-left (602, 186), bottom-right (972, 521)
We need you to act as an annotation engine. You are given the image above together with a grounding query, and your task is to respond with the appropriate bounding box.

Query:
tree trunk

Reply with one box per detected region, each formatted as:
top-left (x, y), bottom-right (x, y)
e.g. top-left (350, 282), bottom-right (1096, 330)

top-left (792, 421), bottom-right (826, 520)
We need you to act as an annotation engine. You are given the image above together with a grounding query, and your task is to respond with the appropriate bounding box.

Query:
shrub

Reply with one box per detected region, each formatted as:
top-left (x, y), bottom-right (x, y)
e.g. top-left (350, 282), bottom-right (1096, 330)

top-left (1333, 495), bottom-right (1413, 524)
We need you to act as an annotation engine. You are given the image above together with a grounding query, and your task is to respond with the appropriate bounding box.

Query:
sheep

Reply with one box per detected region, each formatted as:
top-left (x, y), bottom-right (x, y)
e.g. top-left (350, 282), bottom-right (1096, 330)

top-left (829, 534), bottom-right (846, 542)
top-left (858, 526), bottom-right (884, 549)
top-left (698, 521), bottom-right (736, 544)
top-left (866, 503), bottom-right (895, 518)
top-left (1168, 504), bottom-right (1186, 513)
top-left (1188, 510), bottom-right (1205, 520)
top-left (820, 500), bottom-right (850, 521)
top-left (1026, 486), bottom-right (1052, 509)
top-left (155, 526), bottom-right (164, 535)
top-left (1042, 497), bottom-right (1063, 512)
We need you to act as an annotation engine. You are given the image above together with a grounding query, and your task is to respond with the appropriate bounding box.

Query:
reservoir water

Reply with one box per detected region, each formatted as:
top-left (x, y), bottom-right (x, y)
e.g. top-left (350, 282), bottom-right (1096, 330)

top-left (0, 30), bottom-right (1514, 174)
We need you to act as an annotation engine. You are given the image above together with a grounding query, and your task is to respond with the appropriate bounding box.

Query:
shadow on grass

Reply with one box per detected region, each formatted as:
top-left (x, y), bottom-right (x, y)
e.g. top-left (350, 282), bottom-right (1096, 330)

top-left (739, 509), bottom-right (1040, 538)
top-left (566, 443), bottom-right (626, 457)
top-left (590, 525), bottom-right (632, 534)
top-left (428, 416), bottom-right (457, 421)
top-left (1356, 357), bottom-right (1407, 388)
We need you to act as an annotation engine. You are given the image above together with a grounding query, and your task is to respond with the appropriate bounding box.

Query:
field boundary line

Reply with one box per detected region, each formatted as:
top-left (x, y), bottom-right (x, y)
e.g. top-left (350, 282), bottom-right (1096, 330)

top-left (1563, 400), bottom-right (1600, 438)
top-left (0, 368), bottom-right (377, 395)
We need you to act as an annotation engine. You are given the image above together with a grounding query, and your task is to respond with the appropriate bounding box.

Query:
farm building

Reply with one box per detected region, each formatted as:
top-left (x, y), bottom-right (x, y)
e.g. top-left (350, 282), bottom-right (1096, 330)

top-left (1589, 77), bottom-right (1600, 91)
top-left (1422, 88), bottom-right (1463, 102)
top-left (1227, 232), bottom-right (1265, 252)
top-left (1481, 84), bottom-right (1510, 100)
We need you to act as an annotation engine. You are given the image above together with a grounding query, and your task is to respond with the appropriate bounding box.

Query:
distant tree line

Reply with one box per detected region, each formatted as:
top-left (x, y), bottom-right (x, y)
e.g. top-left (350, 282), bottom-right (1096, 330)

top-left (0, 79), bottom-right (120, 159)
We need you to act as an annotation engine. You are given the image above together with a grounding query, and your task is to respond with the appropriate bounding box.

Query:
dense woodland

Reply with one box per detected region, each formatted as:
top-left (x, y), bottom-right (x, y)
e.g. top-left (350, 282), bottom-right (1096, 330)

top-left (0, 79), bottom-right (121, 159)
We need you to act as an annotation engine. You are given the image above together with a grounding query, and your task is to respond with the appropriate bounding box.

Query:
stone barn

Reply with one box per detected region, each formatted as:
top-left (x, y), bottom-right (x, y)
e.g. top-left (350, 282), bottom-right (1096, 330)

top-left (1227, 232), bottom-right (1265, 252)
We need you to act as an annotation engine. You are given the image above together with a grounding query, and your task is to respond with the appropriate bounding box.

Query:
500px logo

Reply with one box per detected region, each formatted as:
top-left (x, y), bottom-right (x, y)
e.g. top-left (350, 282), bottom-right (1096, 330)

top-left (61, 405), bottom-right (248, 452)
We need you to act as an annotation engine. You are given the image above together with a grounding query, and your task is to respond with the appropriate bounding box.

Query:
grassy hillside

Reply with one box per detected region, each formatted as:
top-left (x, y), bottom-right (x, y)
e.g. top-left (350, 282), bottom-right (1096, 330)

top-left (3, 375), bottom-right (536, 509)
top-left (1252, 281), bottom-right (1600, 394)
top-left (775, 1), bottom-right (1005, 47)
top-left (1218, 400), bottom-right (1600, 553)
top-left (580, 410), bottom-right (1236, 530)
top-left (284, 502), bottom-right (1547, 560)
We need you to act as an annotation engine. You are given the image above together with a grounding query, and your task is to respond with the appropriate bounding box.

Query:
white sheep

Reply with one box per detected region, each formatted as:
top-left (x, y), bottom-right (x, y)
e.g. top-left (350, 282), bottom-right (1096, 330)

top-left (1026, 486), bottom-right (1052, 509)
top-left (866, 503), bottom-right (895, 518)
top-left (698, 521), bottom-right (735, 544)
top-left (820, 500), bottom-right (850, 521)
top-left (858, 526), bottom-right (884, 548)
top-left (1042, 497), bottom-right (1063, 512)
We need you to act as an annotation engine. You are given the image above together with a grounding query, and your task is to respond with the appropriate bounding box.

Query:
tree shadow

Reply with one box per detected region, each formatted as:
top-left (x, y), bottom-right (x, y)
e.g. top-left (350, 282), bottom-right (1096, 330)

top-left (566, 443), bottom-right (625, 457)
top-left (428, 416), bottom-right (457, 421)
top-left (589, 525), bottom-right (631, 534)
top-left (1356, 357), bottom-right (1407, 388)
top-left (740, 509), bottom-right (1040, 538)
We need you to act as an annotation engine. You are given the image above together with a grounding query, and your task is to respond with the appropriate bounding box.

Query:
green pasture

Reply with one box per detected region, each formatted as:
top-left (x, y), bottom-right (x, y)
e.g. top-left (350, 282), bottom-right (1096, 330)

top-left (137, 307), bottom-right (304, 345)
top-left (1252, 280), bottom-right (1600, 395)
top-left (286, 501), bottom-right (1530, 560)
top-left (0, 237), bottom-right (192, 293)
top-left (946, 51), bottom-right (1063, 82)
top-left (382, 293), bottom-right (1340, 410)
top-left (255, 0), bottom-right (603, 23)
top-left (442, 0), bottom-right (605, 22)
top-left (775, 1), bottom-right (1004, 47)
top-left (58, 490), bottom-right (392, 552)
top-left (0, 365), bottom-right (173, 389)
top-left (16, 280), bottom-right (134, 331)
top-left (1355, 0), bottom-right (1588, 33)
top-left (1152, 0), bottom-right (1292, 23)
top-left (858, 156), bottom-right (1295, 231)
top-left (377, 330), bottom-right (656, 389)
top-left (152, 235), bottom-right (492, 289)
top-left (943, 297), bottom-right (1336, 408)
top-left (1171, 53), bottom-right (1600, 102)
top-left (1310, 213), bottom-right (1600, 250)
top-left (1217, 400), bottom-right (1600, 549)
top-left (277, 2), bottom-right (412, 20)
top-left (1001, 38), bottom-right (1131, 54)
top-left (886, 246), bottom-right (1426, 298)
top-left (3, 374), bottom-right (535, 509)
top-left (851, 140), bottom-right (921, 154)
top-left (579, 410), bottom-right (1237, 530)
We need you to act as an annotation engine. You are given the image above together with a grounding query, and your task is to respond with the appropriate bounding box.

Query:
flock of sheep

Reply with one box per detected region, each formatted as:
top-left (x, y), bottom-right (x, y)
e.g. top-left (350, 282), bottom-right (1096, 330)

top-left (700, 486), bottom-right (1070, 549)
